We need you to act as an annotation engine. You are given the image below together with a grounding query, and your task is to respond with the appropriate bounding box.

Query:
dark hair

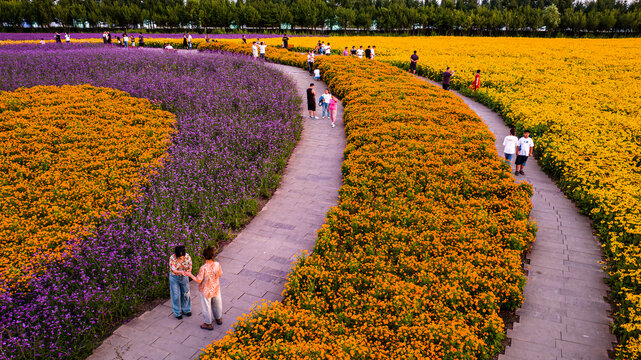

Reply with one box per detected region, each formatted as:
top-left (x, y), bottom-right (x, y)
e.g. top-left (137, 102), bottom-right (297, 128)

top-left (524, 129), bottom-right (530, 133)
top-left (310, 83), bottom-right (314, 87)
top-left (476, 70), bottom-right (481, 73)
top-left (413, 50), bottom-right (417, 54)
top-left (174, 245), bottom-right (186, 258)
top-left (446, 66), bottom-right (450, 70)
top-left (510, 128), bottom-right (515, 135)
top-left (202, 246), bottom-right (215, 260)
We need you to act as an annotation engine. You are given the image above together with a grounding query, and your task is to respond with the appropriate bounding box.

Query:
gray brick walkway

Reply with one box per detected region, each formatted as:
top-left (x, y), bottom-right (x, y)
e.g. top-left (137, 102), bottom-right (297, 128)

top-left (88, 61), bottom-right (345, 360)
top-left (417, 76), bottom-right (615, 359)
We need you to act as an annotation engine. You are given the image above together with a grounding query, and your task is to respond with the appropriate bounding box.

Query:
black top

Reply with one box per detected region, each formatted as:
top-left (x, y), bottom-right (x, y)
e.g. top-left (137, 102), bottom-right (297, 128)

top-left (410, 54), bottom-right (419, 62)
top-left (443, 71), bottom-right (452, 84)
top-left (365, 49), bottom-right (371, 58)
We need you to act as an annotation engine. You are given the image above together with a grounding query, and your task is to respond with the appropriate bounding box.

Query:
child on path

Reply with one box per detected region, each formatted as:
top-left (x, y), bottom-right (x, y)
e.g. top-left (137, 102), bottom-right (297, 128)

top-left (329, 95), bottom-right (338, 128)
top-left (181, 246), bottom-right (223, 330)
top-left (314, 68), bottom-right (321, 81)
top-left (320, 89), bottom-right (331, 118)
top-left (502, 128), bottom-right (518, 163)
top-left (169, 246), bottom-right (192, 319)
top-left (515, 130), bottom-right (534, 176)
top-left (307, 83), bottom-right (318, 119)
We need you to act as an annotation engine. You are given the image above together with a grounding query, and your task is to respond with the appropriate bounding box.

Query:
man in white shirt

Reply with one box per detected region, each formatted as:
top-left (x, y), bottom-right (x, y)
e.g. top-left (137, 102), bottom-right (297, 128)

top-left (325, 43), bottom-right (331, 55)
top-left (502, 128), bottom-right (518, 163)
top-left (515, 130), bottom-right (534, 176)
top-left (259, 42), bottom-right (267, 60)
top-left (252, 42), bottom-right (259, 59)
top-left (307, 51), bottom-right (314, 74)
top-left (356, 46), bottom-right (364, 59)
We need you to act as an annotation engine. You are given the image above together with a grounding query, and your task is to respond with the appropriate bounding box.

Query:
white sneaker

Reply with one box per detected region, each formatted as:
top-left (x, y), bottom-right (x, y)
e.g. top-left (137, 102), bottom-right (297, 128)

top-left (314, 117), bottom-right (319, 119)
top-left (332, 123), bottom-right (335, 128)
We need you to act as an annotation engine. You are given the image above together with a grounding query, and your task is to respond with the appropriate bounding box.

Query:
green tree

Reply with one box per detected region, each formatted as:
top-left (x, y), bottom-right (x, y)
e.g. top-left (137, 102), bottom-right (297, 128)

top-left (542, 4), bottom-right (560, 31)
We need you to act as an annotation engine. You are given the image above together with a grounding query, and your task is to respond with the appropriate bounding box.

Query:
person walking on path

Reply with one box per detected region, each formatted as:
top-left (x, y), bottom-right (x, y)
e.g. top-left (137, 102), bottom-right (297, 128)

top-left (320, 89), bottom-right (331, 118)
top-left (307, 51), bottom-right (315, 74)
top-left (470, 70), bottom-right (481, 91)
top-left (409, 51), bottom-right (419, 74)
top-left (169, 245), bottom-right (192, 320)
top-left (515, 130), bottom-right (534, 176)
top-left (314, 68), bottom-right (321, 81)
top-left (252, 42), bottom-right (259, 59)
top-left (282, 34), bottom-right (289, 49)
top-left (502, 128), bottom-right (518, 163)
top-left (307, 83), bottom-right (319, 119)
top-left (329, 94), bottom-right (338, 128)
top-left (181, 246), bottom-right (223, 330)
top-left (442, 67), bottom-right (455, 90)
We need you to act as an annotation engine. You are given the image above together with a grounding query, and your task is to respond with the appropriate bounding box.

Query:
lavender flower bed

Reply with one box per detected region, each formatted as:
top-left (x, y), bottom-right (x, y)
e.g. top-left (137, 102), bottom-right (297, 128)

top-left (0, 44), bottom-right (302, 359)
top-left (0, 33), bottom-right (317, 41)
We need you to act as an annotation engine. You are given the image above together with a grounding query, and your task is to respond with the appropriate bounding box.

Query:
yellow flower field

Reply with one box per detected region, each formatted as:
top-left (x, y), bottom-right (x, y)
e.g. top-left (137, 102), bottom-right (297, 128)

top-left (0, 85), bottom-right (175, 291)
top-left (237, 35), bottom-right (641, 359)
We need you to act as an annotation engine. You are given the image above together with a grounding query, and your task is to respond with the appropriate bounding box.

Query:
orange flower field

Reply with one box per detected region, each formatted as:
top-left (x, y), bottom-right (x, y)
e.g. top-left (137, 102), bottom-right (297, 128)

top-left (198, 42), bottom-right (535, 359)
top-left (0, 84), bottom-right (175, 291)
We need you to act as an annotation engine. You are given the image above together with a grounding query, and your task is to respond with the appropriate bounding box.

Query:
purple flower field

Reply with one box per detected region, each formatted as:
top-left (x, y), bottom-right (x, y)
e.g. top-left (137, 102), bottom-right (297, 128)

top-left (0, 44), bottom-right (302, 359)
top-left (0, 32), bottom-right (317, 41)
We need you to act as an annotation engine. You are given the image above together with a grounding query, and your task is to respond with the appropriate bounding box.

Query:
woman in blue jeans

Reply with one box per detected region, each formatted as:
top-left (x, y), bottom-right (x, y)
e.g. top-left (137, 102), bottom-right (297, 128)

top-left (320, 89), bottom-right (331, 118)
top-left (169, 245), bottom-right (192, 319)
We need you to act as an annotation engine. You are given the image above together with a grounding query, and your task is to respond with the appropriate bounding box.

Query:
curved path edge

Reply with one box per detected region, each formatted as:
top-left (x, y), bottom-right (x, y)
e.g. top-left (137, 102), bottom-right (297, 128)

top-left (88, 60), bottom-right (345, 360)
top-left (415, 75), bottom-right (615, 359)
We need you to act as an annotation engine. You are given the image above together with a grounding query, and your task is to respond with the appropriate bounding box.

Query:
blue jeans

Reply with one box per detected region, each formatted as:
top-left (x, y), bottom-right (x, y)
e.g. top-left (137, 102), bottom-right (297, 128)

top-left (321, 102), bottom-right (329, 117)
top-left (504, 153), bottom-right (514, 161)
top-left (169, 274), bottom-right (191, 317)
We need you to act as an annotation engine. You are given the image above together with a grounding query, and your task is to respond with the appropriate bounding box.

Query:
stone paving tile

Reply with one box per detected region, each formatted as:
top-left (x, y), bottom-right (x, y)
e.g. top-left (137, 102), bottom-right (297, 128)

top-left (88, 61), bottom-right (344, 360)
top-left (412, 77), bottom-right (616, 359)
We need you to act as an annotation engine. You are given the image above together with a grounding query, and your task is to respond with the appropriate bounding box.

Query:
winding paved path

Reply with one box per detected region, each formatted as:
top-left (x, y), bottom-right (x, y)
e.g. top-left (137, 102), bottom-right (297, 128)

top-left (416, 76), bottom-right (615, 359)
top-left (88, 60), bottom-right (345, 360)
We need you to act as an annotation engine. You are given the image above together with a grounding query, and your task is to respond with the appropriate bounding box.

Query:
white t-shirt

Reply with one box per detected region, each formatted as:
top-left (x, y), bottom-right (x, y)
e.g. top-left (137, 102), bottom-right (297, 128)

top-left (124, 36), bottom-right (129, 43)
top-left (188, 35), bottom-right (192, 41)
top-left (325, 46), bottom-right (331, 55)
top-left (517, 137), bottom-right (534, 156)
top-left (356, 49), bottom-right (364, 58)
top-left (165, 45), bottom-right (174, 50)
top-left (308, 53), bottom-right (314, 63)
top-left (252, 44), bottom-right (258, 57)
top-left (314, 69), bottom-right (321, 78)
top-left (65, 34), bottom-right (70, 42)
top-left (321, 93), bottom-right (331, 103)
top-left (502, 135), bottom-right (518, 155)
top-left (371, 48), bottom-right (375, 57)
top-left (259, 44), bottom-right (267, 54)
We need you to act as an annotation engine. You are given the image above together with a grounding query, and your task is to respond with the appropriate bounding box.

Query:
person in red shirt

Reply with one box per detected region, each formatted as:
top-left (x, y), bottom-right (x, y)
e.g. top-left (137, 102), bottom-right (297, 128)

top-left (181, 246), bottom-right (224, 330)
top-left (470, 70), bottom-right (481, 91)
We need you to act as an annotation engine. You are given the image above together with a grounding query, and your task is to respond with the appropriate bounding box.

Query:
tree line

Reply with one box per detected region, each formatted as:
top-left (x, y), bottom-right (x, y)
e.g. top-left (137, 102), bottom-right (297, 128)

top-left (1, 0), bottom-right (640, 34)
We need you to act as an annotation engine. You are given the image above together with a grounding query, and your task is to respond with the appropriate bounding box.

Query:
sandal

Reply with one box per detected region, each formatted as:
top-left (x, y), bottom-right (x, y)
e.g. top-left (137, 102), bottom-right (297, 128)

top-left (200, 323), bottom-right (214, 331)
top-left (215, 318), bottom-right (223, 325)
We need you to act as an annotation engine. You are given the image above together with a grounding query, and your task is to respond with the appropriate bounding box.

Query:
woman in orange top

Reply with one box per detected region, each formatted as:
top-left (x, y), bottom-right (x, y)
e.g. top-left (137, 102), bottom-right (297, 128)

top-left (181, 246), bottom-right (223, 330)
top-left (470, 70), bottom-right (481, 91)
